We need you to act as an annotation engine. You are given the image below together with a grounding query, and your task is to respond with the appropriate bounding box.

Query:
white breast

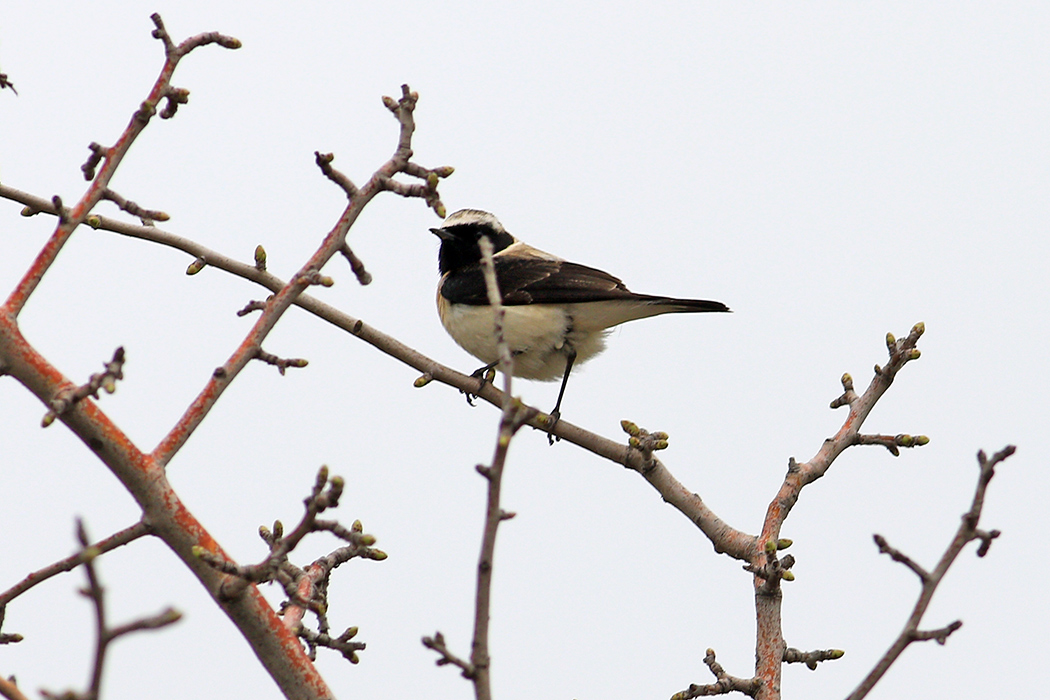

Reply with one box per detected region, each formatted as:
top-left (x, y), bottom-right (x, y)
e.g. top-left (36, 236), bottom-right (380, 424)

top-left (437, 291), bottom-right (611, 381)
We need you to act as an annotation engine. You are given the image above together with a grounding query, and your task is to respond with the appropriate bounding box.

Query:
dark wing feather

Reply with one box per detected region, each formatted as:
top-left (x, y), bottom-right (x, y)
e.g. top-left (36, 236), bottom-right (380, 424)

top-left (441, 258), bottom-right (637, 306)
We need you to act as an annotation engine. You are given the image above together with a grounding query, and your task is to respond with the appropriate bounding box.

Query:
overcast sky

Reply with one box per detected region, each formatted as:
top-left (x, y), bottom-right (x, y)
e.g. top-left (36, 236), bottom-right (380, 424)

top-left (1, 3), bottom-right (1047, 699)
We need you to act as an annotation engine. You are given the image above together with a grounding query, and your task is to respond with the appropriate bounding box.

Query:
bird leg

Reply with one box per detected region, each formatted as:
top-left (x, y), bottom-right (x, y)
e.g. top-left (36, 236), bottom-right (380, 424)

top-left (546, 348), bottom-right (576, 445)
top-left (463, 360), bottom-right (499, 406)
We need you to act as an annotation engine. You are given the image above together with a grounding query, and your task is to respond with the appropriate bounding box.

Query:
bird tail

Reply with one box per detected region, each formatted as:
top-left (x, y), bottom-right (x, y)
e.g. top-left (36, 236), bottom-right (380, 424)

top-left (572, 296), bottom-right (730, 332)
top-left (638, 296), bottom-right (731, 314)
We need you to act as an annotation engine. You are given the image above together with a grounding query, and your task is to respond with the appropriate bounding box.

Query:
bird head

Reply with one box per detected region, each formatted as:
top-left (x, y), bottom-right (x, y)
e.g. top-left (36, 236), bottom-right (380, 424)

top-left (430, 209), bottom-right (516, 274)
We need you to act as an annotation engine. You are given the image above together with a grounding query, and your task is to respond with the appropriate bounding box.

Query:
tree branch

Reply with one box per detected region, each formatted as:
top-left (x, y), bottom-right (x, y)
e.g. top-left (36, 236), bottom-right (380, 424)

top-left (0, 521), bottom-right (150, 611)
top-left (846, 445), bottom-right (1015, 700)
top-left (1, 13), bottom-right (239, 318)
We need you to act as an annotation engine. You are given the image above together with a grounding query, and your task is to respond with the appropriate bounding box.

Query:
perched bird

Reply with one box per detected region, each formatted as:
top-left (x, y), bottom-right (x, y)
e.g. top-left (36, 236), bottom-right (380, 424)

top-left (430, 209), bottom-right (729, 440)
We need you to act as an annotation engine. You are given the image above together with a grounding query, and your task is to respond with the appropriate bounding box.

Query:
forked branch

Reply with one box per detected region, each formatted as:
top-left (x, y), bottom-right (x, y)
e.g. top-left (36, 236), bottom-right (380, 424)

top-left (846, 445), bottom-right (1015, 700)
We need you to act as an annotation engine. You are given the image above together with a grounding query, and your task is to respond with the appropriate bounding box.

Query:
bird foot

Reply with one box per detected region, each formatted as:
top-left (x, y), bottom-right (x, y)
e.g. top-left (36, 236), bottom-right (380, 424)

top-left (462, 365), bottom-right (497, 406)
top-left (546, 410), bottom-right (562, 445)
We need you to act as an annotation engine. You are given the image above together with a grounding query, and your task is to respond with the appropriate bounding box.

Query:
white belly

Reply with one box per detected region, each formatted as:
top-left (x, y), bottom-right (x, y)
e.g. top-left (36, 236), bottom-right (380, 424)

top-left (438, 297), bottom-right (610, 381)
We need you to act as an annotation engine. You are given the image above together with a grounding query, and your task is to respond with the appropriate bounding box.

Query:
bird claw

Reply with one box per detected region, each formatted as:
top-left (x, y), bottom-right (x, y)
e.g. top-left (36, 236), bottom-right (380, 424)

top-left (546, 410), bottom-right (562, 445)
top-left (462, 365), bottom-right (496, 406)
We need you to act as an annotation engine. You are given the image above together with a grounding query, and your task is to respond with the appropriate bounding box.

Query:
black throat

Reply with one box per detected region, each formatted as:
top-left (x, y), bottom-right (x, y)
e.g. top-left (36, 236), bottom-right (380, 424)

top-left (437, 223), bottom-right (516, 275)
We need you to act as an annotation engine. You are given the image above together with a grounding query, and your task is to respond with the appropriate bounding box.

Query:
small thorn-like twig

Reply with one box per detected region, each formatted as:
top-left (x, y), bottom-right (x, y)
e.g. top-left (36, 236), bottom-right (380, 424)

top-left (339, 243), bottom-right (372, 285)
top-left (854, 433), bottom-right (929, 456)
top-left (42, 347), bottom-right (126, 427)
top-left (253, 348), bottom-right (308, 375)
top-left (102, 188), bottom-right (170, 224)
top-left (298, 625), bottom-right (365, 664)
top-left (422, 632), bottom-right (475, 678)
top-left (671, 649), bottom-right (760, 699)
top-left (237, 300), bottom-right (268, 316)
top-left (973, 528), bottom-right (1001, 557)
top-left (873, 534), bottom-right (930, 582)
top-left (159, 86), bottom-right (190, 119)
top-left (783, 647), bottom-right (845, 670)
top-left (51, 195), bottom-right (67, 224)
top-left (0, 71), bottom-right (17, 95)
top-left (621, 420), bottom-right (670, 470)
top-left (744, 542), bottom-right (796, 594)
top-left (296, 269), bottom-right (334, 288)
top-left (81, 142), bottom-right (108, 180)
top-left (911, 620), bottom-right (963, 644)
top-left (314, 151), bottom-right (360, 198)
top-left (829, 372), bottom-right (858, 408)
top-left (0, 521), bottom-right (150, 611)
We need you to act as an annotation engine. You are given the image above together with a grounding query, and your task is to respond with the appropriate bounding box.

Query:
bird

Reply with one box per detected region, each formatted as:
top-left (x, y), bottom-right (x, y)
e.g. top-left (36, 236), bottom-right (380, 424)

top-left (430, 209), bottom-right (730, 441)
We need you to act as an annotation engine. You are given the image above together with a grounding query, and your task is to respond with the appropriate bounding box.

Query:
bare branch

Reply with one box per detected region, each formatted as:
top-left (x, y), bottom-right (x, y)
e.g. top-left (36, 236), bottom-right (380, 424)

top-left (846, 445), bottom-right (1015, 700)
top-left (36, 520), bottom-right (183, 700)
top-left (422, 631), bottom-right (475, 678)
top-left (749, 323), bottom-right (929, 698)
top-left (339, 243), bottom-right (372, 285)
top-left (101, 187), bottom-right (170, 223)
top-left (193, 467), bottom-right (384, 666)
top-left (425, 232), bottom-right (535, 700)
top-left (853, 433), bottom-right (929, 456)
top-left (0, 521), bottom-right (149, 610)
top-left (910, 620), bottom-right (962, 644)
top-left (2, 13), bottom-right (238, 319)
top-left (314, 151), bottom-right (359, 198)
top-left (150, 82), bottom-right (447, 468)
top-left (782, 647), bottom-right (844, 670)
top-left (41, 347), bottom-right (126, 428)
top-left (298, 624), bottom-right (364, 664)
top-left (671, 649), bottom-right (760, 699)
top-left (253, 348), bottom-right (309, 376)
top-left (0, 71), bottom-right (16, 96)
top-left (873, 534), bottom-right (931, 583)
top-left (0, 677), bottom-right (29, 700)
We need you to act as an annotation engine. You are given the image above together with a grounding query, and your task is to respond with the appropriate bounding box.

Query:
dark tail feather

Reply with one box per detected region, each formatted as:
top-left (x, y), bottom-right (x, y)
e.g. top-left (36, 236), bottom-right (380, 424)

top-left (644, 296), bottom-right (731, 314)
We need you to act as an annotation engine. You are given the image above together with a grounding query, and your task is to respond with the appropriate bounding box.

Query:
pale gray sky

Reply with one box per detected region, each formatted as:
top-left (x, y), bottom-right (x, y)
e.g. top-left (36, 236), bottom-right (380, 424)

top-left (1, 3), bottom-right (1046, 699)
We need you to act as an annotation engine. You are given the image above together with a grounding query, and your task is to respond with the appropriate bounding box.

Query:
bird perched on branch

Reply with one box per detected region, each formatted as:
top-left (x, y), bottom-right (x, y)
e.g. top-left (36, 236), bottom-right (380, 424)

top-left (430, 209), bottom-right (729, 441)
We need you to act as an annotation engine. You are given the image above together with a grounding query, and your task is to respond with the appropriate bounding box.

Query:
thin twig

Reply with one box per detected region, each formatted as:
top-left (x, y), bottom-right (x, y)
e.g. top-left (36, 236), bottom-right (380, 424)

top-left (846, 445), bottom-right (1015, 700)
top-left (0, 521), bottom-right (150, 609)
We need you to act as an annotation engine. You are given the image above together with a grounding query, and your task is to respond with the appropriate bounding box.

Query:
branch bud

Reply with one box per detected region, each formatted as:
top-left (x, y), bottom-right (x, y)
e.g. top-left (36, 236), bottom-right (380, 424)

top-left (186, 257), bottom-right (206, 275)
top-left (254, 245), bottom-right (267, 271)
top-left (620, 420), bottom-right (640, 437)
top-left (912, 321), bottom-right (925, 336)
top-left (87, 215), bottom-right (102, 229)
top-left (777, 538), bottom-right (793, 550)
top-left (414, 373), bottom-right (433, 388)
top-left (885, 332), bottom-right (896, 350)
top-left (781, 570), bottom-right (795, 581)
